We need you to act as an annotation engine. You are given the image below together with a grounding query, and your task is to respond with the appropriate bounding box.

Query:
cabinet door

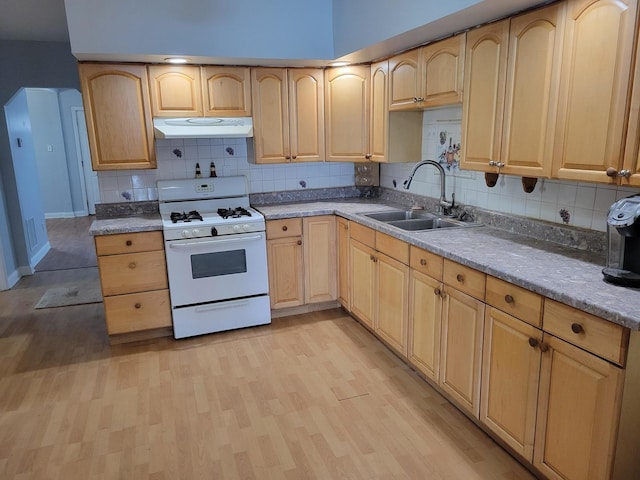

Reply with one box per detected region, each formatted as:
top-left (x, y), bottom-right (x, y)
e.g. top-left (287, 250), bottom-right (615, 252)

top-left (621, 1), bottom-right (640, 187)
top-left (202, 66), bottom-right (251, 117)
top-left (388, 49), bottom-right (421, 110)
top-left (148, 65), bottom-right (203, 117)
top-left (534, 334), bottom-right (624, 480)
top-left (303, 216), bottom-right (336, 303)
top-left (501, 3), bottom-right (564, 178)
top-left (370, 61), bottom-right (388, 162)
top-left (350, 239), bottom-right (376, 328)
top-left (289, 69), bottom-right (325, 162)
top-left (553, 0), bottom-right (637, 183)
top-left (267, 236), bottom-right (304, 309)
top-left (460, 19), bottom-right (510, 172)
top-left (251, 68), bottom-right (290, 164)
top-left (376, 252), bottom-right (409, 356)
top-left (78, 63), bottom-right (156, 170)
top-left (439, 286), bottom-right (485, 418)
top-left (337, 217), bottom-right (350, 309)
top-left (408, 269), bottom-right (443, 382)
top-left (420, 34), bottom-right (465, 108)
top-left (325, 66), bottom-right (371, 162)
top-left (481, 307), bottom-right (542, 462)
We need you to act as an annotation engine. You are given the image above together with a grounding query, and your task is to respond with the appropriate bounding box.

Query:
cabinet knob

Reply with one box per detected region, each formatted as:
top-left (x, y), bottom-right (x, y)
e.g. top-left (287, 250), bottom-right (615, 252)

top-left (126, 240), bottom-right (132, 246)
top-left (505, 294), bottom-right (514, 304)
top-left (282, 225), bottom-right (288, 231)
top-left (456, 274), bottom-right (464, 283)
top-left (134, 303), bottom-right (141, 309)
top-left (488, 161), bottom-right (505, 168)
top-left (285, 155), bottom-right (291, 160)
top-left (128, 262), bottom-right (136, 269)
top-left (297, 240), bottom-right (302, 246)
top-left (571, 323), bottom-right (584, 334)
top-left (606, 167), bottom-right (618, 177)
top-left (420, 258), bottom-right (427, 266)
top-left (365, 154), bottom-right (372, 160)
top-left (539, 342), bottom-right (550, 353)
top-left (434, 287), bottom-right (441, 296)
top-left (292, 155), bottom-right (297, 160)
top-left (370, 255), bottom-right (375, 261)
top-left (528, 337), bottom-right (539, 348)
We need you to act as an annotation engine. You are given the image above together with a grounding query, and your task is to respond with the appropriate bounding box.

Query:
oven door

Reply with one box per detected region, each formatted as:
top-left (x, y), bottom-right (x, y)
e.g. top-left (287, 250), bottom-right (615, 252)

top-left (165, 231), bottom-right (268, 307)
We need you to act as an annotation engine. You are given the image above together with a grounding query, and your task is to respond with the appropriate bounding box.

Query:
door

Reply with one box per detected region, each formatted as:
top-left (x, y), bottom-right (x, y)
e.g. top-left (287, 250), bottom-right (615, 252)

top-left (289, 69), bottom-right (325, 162)
top-left (201, 66), bottom-right (251, 117)
top-left (388, 49), bottom-right (421, 110)
top-left (337, 217), bottom-right (350, 309)
top-left (370, 61), bottom-right (388, 162)
top-left (349, 239), bottom-right (376, 328)
top-left (376, 251), bottom-right (409, 356)
top-left (148, 65), bottom-right (203, 117)
top-left (303, 216), bottom-right (336, 303)
top-left (420, 34), bottom-right (466, 108)
top-left (267, 235), bottom-right (304, 309)
top-left (251, 68), bottom-right (290, 164)
top-left (72, 108), bottom-right (99, 215)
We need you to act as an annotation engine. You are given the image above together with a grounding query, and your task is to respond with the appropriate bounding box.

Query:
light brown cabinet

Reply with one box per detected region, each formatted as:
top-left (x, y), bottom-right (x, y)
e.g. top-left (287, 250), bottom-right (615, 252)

top-left (461, 3), bottom-right (564, 177)
top-left (325, 66), bottom-right (371, 162)
top-left (251, 68), bottom-right (325, 164)
top-left (553, 0), bottom-right (638, 184)
top-left (267, 216), bottom-right (336, 309)
top-left (78, 63), bottom-right (156, 171)
top-left (95, 231), bottom-right (171, 337)
top-left (388, 34), bottom-right (465, 111)
top-left (337, 217), bottom-right (350, 309)
top-left (149, 65), bottom-right (251, 117)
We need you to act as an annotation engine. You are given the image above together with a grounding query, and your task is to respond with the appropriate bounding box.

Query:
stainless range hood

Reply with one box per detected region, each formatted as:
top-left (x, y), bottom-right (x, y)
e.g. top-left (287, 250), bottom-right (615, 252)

top-left (153, 117), bottom-right (253, 139)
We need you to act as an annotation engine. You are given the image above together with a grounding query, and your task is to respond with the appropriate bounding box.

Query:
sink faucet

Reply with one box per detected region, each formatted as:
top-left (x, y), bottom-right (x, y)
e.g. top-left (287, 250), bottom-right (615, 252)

top-left (403, 160), bottom-right (454, 214)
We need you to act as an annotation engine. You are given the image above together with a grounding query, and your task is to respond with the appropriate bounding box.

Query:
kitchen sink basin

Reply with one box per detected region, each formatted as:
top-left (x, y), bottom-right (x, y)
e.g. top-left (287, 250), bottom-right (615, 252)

top-left (387, 217), bottom-right (461, 231)
top-left (364, 210), bottom-right (437, 222)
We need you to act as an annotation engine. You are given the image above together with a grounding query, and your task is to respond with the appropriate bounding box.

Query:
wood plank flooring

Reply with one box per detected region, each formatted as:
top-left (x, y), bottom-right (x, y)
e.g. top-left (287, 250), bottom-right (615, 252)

top-left (0, 264), bottom-right (535, 480)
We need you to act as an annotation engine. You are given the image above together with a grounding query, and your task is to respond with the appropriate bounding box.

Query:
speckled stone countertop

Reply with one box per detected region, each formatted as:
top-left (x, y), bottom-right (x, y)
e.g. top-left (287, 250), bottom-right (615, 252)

top-left (89, 214), bottom-right (162, 236)
top-left (255, 200), bottom-right (640, 331)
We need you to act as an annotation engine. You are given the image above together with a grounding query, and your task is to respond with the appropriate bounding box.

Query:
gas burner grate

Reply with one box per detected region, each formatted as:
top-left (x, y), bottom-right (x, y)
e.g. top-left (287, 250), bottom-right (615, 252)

top-left (218, 207), bottom-right (252, 219)
top-left (170, 210), bottom-right (203, 223)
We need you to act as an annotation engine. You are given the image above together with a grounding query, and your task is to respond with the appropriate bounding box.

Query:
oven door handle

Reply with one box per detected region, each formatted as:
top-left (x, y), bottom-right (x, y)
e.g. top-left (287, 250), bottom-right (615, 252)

top-left (168, 235), bottom-right (263, 249)
top-left (194, 299), bottom-right (250, 313)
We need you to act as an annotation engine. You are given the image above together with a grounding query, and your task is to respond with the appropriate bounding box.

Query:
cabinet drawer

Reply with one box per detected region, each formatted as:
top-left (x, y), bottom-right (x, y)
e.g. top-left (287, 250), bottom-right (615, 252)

top-left (98, 250), bottom-right (168, 296)
top-left (543, 300), bottom-right (629, 366)
top-left (104, 289), bottom-right (172, 335)
top-left (95, 231), bottom-right (164, 256)
top-left (376, 232), bottom-right (409, 264)
top-left (266, 218), bottom-right (302, 239)
top-left (350, 222), bottom-right (376, 248)
top-left (410, 246), bottom-right (443, 280)
top-left (443, 259), bottom-right (486, 301)
top-left (486, 276), bottom-right (542, 327)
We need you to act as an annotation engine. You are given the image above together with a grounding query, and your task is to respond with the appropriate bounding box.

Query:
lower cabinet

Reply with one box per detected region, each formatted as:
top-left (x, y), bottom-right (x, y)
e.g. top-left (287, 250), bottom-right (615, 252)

top-left (95, 231), bottom-right (172, 338)
top-left (376, 251), bottom-right (409, 355)
top-left (337, 217), bottom-right (350, 309)
top-left (349, 238), bottom-right (376, 329)
top-left (266, 216), bottom-right (336, 309)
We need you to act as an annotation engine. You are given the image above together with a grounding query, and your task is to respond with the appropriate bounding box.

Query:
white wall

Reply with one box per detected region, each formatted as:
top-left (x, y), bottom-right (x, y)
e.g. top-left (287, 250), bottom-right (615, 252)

top-left (58, 89), bottom-right (86, 215)
top-left (26, 89), bottom-right (74, 218)
top-left (380, 107), bottom-right (640, 232)
top-left (64, 0), bottom-right (335, 63)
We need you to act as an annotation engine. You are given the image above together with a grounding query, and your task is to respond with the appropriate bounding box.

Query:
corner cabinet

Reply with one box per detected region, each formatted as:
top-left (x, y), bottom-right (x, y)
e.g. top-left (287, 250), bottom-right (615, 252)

top-left (78, 63), bottom-right (156, 170)
top-left (251, 68), bottom-right (325, 164)
top-left (325, 66), bottom-right (371, 162)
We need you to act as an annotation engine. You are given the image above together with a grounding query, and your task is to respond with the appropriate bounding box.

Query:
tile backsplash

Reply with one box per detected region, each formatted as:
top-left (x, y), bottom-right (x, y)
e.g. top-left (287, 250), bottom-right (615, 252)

top-left (97, 137), bottom-right (355, 203)
top-left (98, 108), bottom-right (640, 233)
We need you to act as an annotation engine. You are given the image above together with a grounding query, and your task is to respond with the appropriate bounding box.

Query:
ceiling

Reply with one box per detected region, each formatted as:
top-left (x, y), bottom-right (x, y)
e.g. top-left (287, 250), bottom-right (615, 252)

top-left (0, 0), bottom-right (69, 42)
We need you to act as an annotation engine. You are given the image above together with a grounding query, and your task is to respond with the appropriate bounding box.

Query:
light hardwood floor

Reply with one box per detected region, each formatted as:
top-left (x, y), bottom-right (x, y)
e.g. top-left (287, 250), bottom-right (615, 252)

top-left (0, 264), bottom-right (535, 480)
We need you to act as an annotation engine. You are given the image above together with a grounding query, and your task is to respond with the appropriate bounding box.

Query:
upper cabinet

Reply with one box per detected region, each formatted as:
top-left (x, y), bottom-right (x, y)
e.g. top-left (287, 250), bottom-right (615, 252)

top-left (388, 34), bottom-right (465, 111)
top-left (148, 65), bottom-right (251, 117)
top-left (148, 65), bottom-right (203, 117)
top-left (553, 0), bottom-right (638, 184)
top-left (78, 63), bottom-right (156, 171)
top-left (325, 66), bottom-right (371, 162)
top-left (251, 68), bottom-right (324, 164)
top-left (461, 3), bottom-right (565, 177)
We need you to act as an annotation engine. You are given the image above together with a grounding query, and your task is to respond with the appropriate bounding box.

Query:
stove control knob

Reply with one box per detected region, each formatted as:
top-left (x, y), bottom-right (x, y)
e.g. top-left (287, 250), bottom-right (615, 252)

top-left (233, 225), bottom-right (241, 233)
top-left (181, 230), bottom-right (190, 238)
top-left (211, 227), bottom-right (218, 237)
top-left (242, 224), bottom-right (251, 232)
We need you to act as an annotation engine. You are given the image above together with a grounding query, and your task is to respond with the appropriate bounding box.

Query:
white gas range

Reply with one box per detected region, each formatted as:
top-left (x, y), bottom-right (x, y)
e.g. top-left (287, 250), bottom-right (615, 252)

top-left (157, 176), bottom-right (271, 339)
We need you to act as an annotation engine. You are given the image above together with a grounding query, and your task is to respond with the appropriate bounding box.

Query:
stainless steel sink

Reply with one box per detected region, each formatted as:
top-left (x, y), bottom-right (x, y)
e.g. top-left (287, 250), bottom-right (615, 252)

top-left (364, 210), bottom-right (436, 222)
top-left (387, 217), bottom-right (461, 231)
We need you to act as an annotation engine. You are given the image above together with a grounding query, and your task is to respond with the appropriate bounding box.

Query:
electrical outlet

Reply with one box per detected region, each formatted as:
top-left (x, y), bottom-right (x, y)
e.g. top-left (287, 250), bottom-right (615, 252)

top-left (47, 145), bottom-right (52, 152)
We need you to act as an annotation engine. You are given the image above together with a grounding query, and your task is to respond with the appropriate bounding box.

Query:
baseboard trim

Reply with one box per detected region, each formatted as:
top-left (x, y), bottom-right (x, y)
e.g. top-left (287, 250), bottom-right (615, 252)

top-left (271, 300), bottom-right (340, 319)
top-left (29, 241), bottom-right (51, 272)
top-left (45, 212), bottom-right (76, 219)
top-left (5, 269), bottom-right (21, 289)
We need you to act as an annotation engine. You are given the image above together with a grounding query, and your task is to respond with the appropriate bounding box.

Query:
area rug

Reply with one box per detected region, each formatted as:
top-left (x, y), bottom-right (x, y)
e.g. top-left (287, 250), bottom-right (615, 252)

top-left (34, 282), bottom-right (103, 309)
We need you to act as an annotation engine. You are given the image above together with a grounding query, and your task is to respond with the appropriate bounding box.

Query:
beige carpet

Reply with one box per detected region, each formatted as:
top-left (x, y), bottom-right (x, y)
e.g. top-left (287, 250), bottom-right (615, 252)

top-left (34, 281), bottom-right (103, 309)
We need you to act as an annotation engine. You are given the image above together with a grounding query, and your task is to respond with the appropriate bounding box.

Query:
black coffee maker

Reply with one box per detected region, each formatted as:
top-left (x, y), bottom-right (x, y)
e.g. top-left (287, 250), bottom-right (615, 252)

top-left (603, 194), bottom-right (640, 286)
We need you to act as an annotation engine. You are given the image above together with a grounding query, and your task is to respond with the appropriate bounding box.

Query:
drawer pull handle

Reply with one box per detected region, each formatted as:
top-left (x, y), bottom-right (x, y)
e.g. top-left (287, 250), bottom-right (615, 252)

top-left (571, 323), bottom-right (584, 334)
top-left (539, 342), bottom-right (550, 353)
top-left (128, 262), bottom-right (136, 269)
top-left (456, 274), bottom-right (464, 283)
top-left (505, 294), bottom-right (514, 304)
top-left (282, 226), bottom-right (288, 231)
top-left (528, 337), bottom-right (539, 348)
top-left (420, 258), bottom-right (427, 266)
top-left (297, 240), bottom-right (302, 246)
top-left (134, 303), bottom-right (141, 309)
top-left (126, 240), bottom-right (132, 246)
